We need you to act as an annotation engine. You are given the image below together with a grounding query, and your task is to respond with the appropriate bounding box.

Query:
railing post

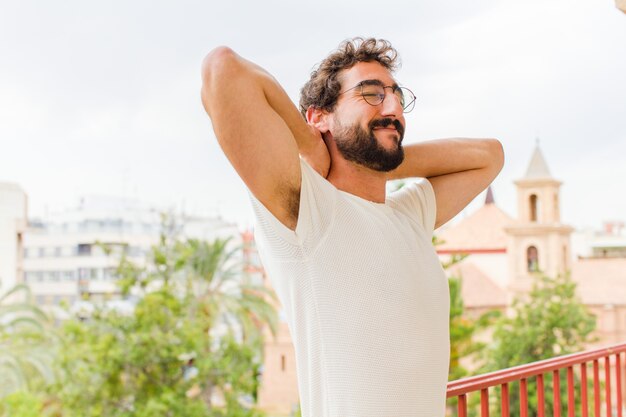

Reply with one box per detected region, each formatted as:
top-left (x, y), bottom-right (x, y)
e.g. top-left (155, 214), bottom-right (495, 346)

top-left (458, 394), bottom-right (467, 417)
top-left (554, 369), bottom-right (561, 417)
top-left (617, 353), bottom-right (623, 417)
top-left (567, 366), bottom-right (575, 417)
top-left (552, 369), bottom-right (561, 417)
top-left (606, 356), bottom-right (612, 417)
top-left (481, 388), bottom-right (490, 417)
top-left (594, 359), bottom-right (601, 417)
top-left (520, 378), bottom-right (528, 417)
top-left (581, 362), bottom-right (589, 417)
top-left (501, 383), bottom-right (509, 417)
top-left (537, 374), bottom-right (545, 417)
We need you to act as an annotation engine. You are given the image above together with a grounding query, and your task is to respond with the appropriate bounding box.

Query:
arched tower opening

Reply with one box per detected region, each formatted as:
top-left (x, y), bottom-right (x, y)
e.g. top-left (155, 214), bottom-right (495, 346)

top-left (527, 246), bottom-right (539, 272)
top-left (529, 194), bottom-right (540, 222)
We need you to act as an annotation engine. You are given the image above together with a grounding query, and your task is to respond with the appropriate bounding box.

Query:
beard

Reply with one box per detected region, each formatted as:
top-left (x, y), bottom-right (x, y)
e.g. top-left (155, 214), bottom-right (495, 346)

top-left (332, 116), bottom-right (405, 172)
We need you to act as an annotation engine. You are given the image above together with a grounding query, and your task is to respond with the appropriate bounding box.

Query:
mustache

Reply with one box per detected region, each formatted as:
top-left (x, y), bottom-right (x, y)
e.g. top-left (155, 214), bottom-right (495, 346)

top-left (369, 118), bottom-right (405, 137)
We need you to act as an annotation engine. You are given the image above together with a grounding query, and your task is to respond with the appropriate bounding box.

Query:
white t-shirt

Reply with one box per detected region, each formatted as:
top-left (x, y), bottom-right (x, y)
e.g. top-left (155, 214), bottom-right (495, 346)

top-left (250, 159), bottom-right (449, 417)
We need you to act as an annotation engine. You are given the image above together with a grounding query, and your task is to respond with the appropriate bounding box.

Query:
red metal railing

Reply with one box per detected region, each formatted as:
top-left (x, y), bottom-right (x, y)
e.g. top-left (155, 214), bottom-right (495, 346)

top-left (447, 343), bottom-right (626, 417)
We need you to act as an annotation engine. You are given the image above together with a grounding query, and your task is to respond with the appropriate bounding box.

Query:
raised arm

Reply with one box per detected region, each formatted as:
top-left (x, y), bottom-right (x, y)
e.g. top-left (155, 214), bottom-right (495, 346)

top-left (201, 47), bottom-right (330, 230)
top-left (388, 138), bottom-right (504, 229)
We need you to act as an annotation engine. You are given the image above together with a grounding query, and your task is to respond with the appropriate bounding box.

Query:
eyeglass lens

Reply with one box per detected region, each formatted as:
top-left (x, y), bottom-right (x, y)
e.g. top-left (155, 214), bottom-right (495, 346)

top-left (360, 85), bottom-right (416, 113)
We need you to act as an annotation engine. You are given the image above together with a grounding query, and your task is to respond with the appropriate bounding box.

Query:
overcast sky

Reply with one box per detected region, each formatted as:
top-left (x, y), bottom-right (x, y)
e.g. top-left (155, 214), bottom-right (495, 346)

top-left (1, 0), bottom-right (624, 231)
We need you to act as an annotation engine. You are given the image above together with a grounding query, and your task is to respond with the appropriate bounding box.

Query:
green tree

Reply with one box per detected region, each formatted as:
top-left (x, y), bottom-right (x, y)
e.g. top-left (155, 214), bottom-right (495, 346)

top-left (434, 243), bottom-right (500, 381)
top-left (178, 238), bottom-right (279, 347)
top-left (483, 273), bottom-right (596, 416)
top-left (51, 233), bottom-right (278, 417)
top-left (448, 274), bottom-right (500, 381)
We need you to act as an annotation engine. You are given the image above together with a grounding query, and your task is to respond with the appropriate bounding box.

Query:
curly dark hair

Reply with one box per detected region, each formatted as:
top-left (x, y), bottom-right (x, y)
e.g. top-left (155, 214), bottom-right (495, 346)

top-left (299, 37), bottom-right (401, 117)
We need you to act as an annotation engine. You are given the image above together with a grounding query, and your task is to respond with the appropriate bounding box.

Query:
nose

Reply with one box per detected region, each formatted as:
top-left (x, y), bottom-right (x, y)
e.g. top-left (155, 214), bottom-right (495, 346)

top-left (380, 87), bottom-right (403, 117)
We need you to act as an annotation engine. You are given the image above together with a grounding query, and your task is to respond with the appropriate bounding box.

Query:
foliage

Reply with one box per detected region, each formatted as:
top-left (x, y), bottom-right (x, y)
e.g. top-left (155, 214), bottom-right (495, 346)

top-left (486, 273), bottom-right (596, 370)
top-left (48, 232), bottom-right (278, 417)
top-left (115, 230), bottom-right (279, 347)
top-left (0, 391), bottom-right (48, 417)
top-left (482, 273), bottom-right (596, 416)
top-left (0, 284), bottom-right (57, 399)
top-left (448, 274), bottom-right (500, 381)
top-left (434, 242), bottom-right (501, 381)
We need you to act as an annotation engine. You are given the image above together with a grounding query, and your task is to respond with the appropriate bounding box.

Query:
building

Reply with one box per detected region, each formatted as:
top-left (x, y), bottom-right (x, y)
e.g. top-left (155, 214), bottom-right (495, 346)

top-left (573, 221), bottom-right (626, 259)
top-left (0, 182), bottom-right (28, 293)
top-left (21, 195), bottom-right (239, 312)
top-left (256, 144), bottom-right (626, 416)
top-left (436, 186), bottom-right (512, 312)
top-left (240, 230), bottom-right (300, 416)
top-left (438, 145), bottom-right (625, 348)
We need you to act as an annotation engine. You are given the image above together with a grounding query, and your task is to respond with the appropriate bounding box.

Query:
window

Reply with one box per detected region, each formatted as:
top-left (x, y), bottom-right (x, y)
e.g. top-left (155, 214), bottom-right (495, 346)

top-left (77, 244), bottom-right (92, 256)
top-left (90, 268), bottom-right (99, 280)
top-left (78, 268), bottom-right (89, 280)
top-left (49, 271), bottom-right (60, 282)
top-left (104, 268), bottom-right (117, 280)
top-left (127, 246), bottom-right (143, 257)
top-left (527, 246), bottom-right (539, 272)
top-left (529, 194), bottom-right (539, 222)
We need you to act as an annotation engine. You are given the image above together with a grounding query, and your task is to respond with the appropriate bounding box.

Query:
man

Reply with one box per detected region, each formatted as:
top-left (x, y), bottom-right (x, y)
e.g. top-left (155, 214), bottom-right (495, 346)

top-left (201, 38), bottom-right (503, 417)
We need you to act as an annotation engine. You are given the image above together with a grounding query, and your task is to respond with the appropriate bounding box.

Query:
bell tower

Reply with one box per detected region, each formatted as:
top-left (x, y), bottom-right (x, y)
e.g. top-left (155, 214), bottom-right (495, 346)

top-left (504, 144), bottom-right (574, 293)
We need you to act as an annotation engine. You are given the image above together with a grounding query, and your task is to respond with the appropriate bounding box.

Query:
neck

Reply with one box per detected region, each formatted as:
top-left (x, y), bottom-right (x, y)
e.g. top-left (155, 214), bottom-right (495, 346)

top-left (326, 150), bottom-right (388, 204)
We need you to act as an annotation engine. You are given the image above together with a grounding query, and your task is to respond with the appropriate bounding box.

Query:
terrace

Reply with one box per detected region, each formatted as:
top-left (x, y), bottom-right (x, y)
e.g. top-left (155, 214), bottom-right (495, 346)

top-left (447, 343), bottom-right (626, 417)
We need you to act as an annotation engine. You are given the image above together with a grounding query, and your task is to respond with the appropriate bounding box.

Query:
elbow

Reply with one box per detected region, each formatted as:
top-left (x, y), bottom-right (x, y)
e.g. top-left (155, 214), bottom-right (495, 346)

top-left (482, 138), bottom-right (505, 174)
top-left (200, 46), bottom-right (241, 116)
top-left (491, 138), bottom-right (505, 173)
top-left (201, 46), bottom-right (239, 82)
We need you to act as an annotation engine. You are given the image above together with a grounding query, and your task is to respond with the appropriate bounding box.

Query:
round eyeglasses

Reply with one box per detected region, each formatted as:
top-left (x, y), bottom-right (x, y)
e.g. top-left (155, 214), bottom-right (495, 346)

top-left (338, 81), bottom-right (416, 113)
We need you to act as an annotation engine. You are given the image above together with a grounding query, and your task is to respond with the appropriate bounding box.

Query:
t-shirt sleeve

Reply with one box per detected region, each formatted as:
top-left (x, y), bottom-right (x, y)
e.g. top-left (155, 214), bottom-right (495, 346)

top-left (387, 179), bottom-right (437, 236)
top-left (248, 158), bottom-right (337, 258)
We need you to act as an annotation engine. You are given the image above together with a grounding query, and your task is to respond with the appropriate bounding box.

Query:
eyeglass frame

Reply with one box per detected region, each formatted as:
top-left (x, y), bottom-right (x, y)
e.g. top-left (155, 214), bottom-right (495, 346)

top-left (337, 79), bottom-right (416, 113)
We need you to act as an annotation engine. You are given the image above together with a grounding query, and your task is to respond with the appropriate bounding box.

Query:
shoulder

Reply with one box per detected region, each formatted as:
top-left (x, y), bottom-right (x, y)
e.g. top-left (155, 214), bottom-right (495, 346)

top-left (387, 179), bottom-right (437, 234)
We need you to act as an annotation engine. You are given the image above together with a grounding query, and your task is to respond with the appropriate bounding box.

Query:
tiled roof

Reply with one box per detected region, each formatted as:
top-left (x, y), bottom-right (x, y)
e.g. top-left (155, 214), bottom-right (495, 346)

top-left (449, 261), bottom-right (507, 308)
top-left (436, 203), bottom-right (516, 252)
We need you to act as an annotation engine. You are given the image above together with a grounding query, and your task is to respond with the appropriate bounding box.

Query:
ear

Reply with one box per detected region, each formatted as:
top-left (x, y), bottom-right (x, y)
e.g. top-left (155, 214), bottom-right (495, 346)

top-left (306, 106), bottom-right (330, 133)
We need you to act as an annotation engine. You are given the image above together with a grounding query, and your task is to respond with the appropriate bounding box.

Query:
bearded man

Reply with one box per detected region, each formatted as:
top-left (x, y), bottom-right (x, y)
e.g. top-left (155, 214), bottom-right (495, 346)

top-left (201, 38), bottom-right (504, 417)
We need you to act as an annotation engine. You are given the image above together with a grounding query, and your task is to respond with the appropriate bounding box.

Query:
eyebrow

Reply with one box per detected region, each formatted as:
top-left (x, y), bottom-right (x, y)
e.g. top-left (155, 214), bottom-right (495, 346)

top-left (360, 79), bottom-right (400, 89)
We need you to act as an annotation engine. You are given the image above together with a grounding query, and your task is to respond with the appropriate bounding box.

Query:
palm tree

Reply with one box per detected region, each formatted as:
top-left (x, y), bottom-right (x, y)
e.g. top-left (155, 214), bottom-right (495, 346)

top-left (0, 284), bottom-right (56, 398)
top-left (180, 237), bottom-right (279, 348)
top-left (171, 237), bottom-right (279, 410)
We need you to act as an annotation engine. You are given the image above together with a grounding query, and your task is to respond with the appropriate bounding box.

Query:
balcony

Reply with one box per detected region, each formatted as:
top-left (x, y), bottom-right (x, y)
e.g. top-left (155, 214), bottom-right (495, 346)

top-left (447, 343), bottom-right (626, 417)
